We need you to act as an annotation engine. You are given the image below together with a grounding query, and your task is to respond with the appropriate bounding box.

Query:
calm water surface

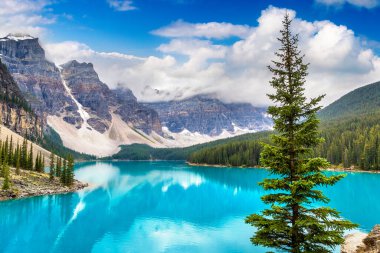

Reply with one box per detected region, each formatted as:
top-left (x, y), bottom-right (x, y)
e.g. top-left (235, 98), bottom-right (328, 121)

top-left (0, 161), bottom-right (379, 253)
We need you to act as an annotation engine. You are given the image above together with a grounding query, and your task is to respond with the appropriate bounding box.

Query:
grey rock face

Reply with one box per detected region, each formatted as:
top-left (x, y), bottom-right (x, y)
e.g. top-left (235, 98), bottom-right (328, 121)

top-left (112, 87), bottom-right (163, 135)
top-left (60, 60), bottom-right (162, 134)
top-left (144, 95), bottom-right (272, 136)
top-left (0, 59), bottom-right (43, 140)
top-left (0, 34), bottom-right (81, 125)
top-left (60, 60), bottom-right (111, 132)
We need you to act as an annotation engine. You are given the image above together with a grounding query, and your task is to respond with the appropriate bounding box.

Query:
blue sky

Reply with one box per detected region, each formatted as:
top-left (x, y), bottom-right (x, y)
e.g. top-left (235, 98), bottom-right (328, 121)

top-left (0, 0), bottom-right (380, 106)
top-left (46, 0), bottom-right (380, 56)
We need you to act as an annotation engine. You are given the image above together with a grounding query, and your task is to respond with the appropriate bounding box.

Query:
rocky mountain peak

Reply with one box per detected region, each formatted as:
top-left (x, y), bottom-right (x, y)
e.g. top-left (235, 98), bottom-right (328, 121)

top-left (3, 33), bottom-right (36, 41)
top-left (0, 34), bottom-right (45, 60)
top-left (60, 60), bottom-right (102, 85)
top-left (0, 35), bottom-right (82, 126)
top-left (61, 60), bottom-right (94, 71)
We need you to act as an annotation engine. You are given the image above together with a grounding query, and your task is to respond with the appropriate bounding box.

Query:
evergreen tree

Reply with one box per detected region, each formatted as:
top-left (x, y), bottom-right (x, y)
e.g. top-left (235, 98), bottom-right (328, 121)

top-left (245, 14), bottom-right (357, 252)
top-left (2, 163), bottom-right (11, 190)
top-left (28, 143), bottom-right (33, 170)
top-left (35, 152), bottom-right (40, 172)
top-left (66, 155), bottom-right (75, 186)
top-left (56, 157), bottom-right (62, 177)
top-left (9, 136), bottom-right (13, 163)
top-left (49, 153), bottom-right (55, 181)
top-left (15, 149), bottom-right (21, 176)
top-left (61, 159), bottom-right (67, 185)
top-left (3, 136), bottom-right (9, 163)
top-left (21, 138), bottom-right (28, 170)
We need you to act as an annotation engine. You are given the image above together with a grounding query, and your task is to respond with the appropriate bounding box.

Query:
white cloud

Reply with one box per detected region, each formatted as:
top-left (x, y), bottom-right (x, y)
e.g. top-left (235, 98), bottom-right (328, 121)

top-left (45, 6), bottom-right (380, 107)
top-left (0, 0), bottom-right (54, 37)
top-left (107, 0), bottom-right (136, 11)
top-left (316, 0), bottom-right (379, 8)
top-left (152, 20), bottom-right (253, 39)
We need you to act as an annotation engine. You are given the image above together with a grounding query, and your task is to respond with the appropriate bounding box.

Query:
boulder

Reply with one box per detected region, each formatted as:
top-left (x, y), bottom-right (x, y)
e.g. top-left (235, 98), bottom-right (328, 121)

top-left (342, 225), bottom-right (380, 253)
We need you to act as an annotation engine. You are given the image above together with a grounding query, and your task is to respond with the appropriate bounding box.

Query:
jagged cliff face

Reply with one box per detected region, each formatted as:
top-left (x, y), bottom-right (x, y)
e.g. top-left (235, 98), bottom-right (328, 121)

top-left (145, 96), bottom-right (272, 136)
top-left (0, 59), bottom-right (42, 140)
top-left (0, 35), bottom-right (81, 125)
top-left (60, 60), bottom-right (111, 132)
top-left (60, 60), bottom-right (162, 134)
top-left (111, 88), bottom-right (163, 135)
top-left (0, 34), bottom-right (272, 155)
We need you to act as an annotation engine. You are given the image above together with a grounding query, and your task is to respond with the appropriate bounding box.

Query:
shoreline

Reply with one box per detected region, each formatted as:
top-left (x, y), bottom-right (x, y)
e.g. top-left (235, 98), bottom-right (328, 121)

top-left (0, 168), bottom-right (88, 202)
top-left (187, 162), bottom-right (380, 174)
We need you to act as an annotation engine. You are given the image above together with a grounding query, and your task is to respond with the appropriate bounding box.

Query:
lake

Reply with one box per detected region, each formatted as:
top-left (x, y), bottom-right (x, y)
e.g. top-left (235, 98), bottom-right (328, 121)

top-left (0, 161), bottom-right (379, 253)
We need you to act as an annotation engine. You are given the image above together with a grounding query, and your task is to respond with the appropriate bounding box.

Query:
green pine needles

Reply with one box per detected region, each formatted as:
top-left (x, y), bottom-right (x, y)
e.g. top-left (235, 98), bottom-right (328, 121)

top-left (245, 14), bottom-right (357, 253)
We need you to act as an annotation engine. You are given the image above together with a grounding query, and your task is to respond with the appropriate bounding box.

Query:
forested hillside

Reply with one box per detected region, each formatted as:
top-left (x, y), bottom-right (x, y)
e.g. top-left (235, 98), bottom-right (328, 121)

top-left (190, 80), bottom-right (380, 169)
top-left (108, 131), bottom-right (271, 160)
top-left (318, 81), bottom-right (380, 120)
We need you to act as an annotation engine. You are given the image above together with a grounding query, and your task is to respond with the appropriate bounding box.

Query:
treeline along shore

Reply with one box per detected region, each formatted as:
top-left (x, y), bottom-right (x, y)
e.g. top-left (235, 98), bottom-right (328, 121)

top-left (0, 126), bottom-right (87, 201)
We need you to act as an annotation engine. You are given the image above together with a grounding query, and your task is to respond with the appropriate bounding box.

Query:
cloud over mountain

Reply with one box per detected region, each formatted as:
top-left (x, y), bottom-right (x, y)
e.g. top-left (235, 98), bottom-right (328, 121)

top-left (45, 6), bottom-right (380, 106)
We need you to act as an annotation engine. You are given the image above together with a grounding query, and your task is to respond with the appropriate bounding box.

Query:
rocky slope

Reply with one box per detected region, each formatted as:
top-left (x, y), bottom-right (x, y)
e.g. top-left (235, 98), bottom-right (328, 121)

top-left (60, 60), bottom-right (162, 135)
top-left (144, 95), bottom-right (272, 136)
top-left (342, 225), bottom-right (380, 253)
top-left (60, 60), bottom-right (112, 132)
top-left (0, 34), bottom-right (82, 126)
top-left (0, 58), bottom-right (42, 140)
top-left (0, 34), bottom-right (273, 156)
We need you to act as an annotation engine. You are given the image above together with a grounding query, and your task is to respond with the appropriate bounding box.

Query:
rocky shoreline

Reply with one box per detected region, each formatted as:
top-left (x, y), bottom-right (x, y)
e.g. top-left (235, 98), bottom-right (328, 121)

top-left (0, 168), bottom-right (88, 201)
top-left (342, 225), bottom-right (380, 253)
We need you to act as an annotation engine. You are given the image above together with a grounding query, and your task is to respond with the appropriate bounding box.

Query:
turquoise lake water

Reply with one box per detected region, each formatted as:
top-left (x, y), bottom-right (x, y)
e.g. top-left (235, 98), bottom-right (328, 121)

top-left (0, 161), bottom-right (379, 253)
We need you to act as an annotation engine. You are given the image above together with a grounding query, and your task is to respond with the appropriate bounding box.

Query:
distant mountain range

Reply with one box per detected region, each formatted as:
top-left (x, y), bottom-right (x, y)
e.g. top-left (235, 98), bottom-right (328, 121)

top-left (0, 34), bottom-right (272, 156)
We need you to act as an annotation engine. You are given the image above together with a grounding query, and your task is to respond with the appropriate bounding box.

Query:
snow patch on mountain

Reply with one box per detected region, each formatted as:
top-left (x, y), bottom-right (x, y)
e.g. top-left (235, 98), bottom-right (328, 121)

top-left (59, 71), bottom-right (91, 124)
top-left (0, 34), bottom-right (35, 42)
top-left (47, 114), bottom-right (166, 157)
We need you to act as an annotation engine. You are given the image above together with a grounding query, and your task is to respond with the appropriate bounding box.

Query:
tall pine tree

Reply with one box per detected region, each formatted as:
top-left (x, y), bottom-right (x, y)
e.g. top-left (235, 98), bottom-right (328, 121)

top-left (2, 163), bottom-right (11, 190)
top-left (28, 143), bottom-right (33, 170)
top-left (49, 153), bottom-right (55, 181)
top-left (66, 155), bottom-right (75, 186)
top-left (245, 14), bottom-right (357, 253)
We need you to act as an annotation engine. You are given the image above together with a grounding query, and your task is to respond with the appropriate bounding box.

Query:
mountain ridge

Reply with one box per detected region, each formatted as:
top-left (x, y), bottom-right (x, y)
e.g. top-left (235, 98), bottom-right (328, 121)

top-left (319, 80), bottom-right (380, 120)
top-left (0, 34), bottom-right (274, 156)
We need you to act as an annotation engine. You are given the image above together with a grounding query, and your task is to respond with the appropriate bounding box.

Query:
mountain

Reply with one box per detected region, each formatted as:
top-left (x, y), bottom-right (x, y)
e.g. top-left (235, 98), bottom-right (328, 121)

top-left (0, 34), bottom-right (273, 156)
top-left (0, 34), bottom-right (82, 126)
top-left (144, 95), bottom-right (272, 136)
top-left (0, 58), bottom-right (42, 140)
top-left (319, 81), bottom-right (380, 120)
top-left (0, 35), bottom-right (165, 156)
top-left (183, 80), bottom-right (380, 169)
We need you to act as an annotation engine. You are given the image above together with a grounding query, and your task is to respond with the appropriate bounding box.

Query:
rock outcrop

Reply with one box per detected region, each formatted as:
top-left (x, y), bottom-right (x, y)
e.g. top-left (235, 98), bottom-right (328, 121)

top-left (144, 95), bottom-right (272, 136)
top-left (0, 59), bottom-right (42, 140)
top-left (112, 87), bottom-right (163, 135)
top-left (60, 60), bottom-right (111, 132)
top-left (342, 225), bottom-right (380, 253)
top-left (60, 60), bottom-right (162, 134)
top-left (0, 34), bottom-right (81, 125)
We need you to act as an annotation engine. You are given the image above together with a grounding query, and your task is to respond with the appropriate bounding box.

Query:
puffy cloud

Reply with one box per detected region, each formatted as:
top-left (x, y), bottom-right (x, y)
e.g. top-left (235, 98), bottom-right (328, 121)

top-left (316, 0), bottom-right (380, 8)
top-left (0, 0), bottom-right (54, 37)
top-left (152, 20), bottom-right (253, 39)
top-left (45, 6), bottom-right (380, 106)
top-left (107, 0), bottom-right (136, 11)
